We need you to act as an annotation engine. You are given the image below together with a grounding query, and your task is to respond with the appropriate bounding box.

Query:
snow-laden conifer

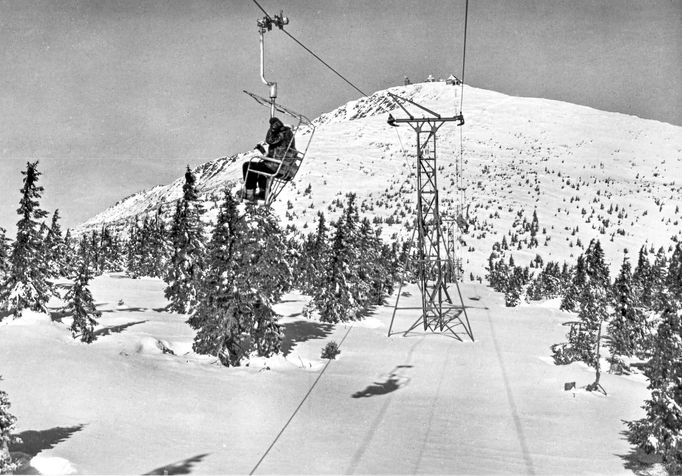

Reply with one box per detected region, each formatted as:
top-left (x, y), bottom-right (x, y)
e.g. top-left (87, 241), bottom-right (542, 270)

top-left (0, 228), bottom-right (9, 283)
top-left (297, 212), bottom-right (329, 295)
top-left (633, 245), bottom-right (653, 308)
top-left (0, 161), bottom-right (52, 318)
top-left (627, 304), bottom-right (682, 473)
top-left (553, 240), bottom-right (610, 376)
top-left (308, 194), bottom-right (363, 323)
top-left (164, 166), bottom-right (206, 313)
top-left (607, 255), bottom-right (645, 364)
top-left (0, 376), bottom-right (19, 474)
top-left (560, 254), bottom-right (586, 311)
top-left (189, 191), bottom-right (289, 366)
top-left (43, 209), bottom-right (66, 278)
top-left (146, 210), bottom-right (170, 278)
top-left (666, 243), bottom-right (682, 303)
top-left (63, 247), bottom-right (100, 343)
top-left (188, 189), bottom-right (242, 365)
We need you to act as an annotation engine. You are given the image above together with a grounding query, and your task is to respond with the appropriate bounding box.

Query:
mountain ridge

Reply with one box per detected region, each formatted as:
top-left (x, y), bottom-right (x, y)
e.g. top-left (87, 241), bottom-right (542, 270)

top-left (76, 82), bottom-right (682, 277)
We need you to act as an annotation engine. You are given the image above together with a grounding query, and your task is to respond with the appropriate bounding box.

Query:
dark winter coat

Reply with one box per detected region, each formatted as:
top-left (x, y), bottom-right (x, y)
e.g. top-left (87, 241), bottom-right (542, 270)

top-left (265, 118), bottom-right (298, 177)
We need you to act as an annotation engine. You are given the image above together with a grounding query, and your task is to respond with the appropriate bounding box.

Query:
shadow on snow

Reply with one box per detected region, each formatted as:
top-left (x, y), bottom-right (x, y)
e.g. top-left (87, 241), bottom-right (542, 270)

top-left (280, 320), bottom-right (334, 357)
top-left (94, 320), bottom-right (148, 337)
top-left (10, 424), bottom-right (85, 457)
top-left (352, 365), bottom-right (413, 398)
top-left (144, 453), bottom-right (210, 475)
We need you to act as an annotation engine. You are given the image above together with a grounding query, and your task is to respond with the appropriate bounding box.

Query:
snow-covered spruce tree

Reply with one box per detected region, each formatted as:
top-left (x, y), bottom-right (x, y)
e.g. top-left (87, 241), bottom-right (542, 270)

top-left (62, 229), bottom-right (77, 277)
top-left (486, 252), bottom-right (510, 292)
top-left (626, 304), bottom-right (682, 473)
top-left (97, 226), bottom-right (123, 273)
top-left (42, 209), bottom-right (66, 279)
top-left (527, 261), bottom-right (564, 301)
top-left (87, 230), bottom-right (101, 276)
top-left (164, 166), bottom-right (205, 313)
top-left (504, 267), bottom-right (525, 307)
top-left (189, 191), bottom-right (289, 366)
top-left (147, 210), bottom-right (170, 278)
top-left (0, 161), bottom-right (52, 318)
top-left (188, 189), bottom-right (243, 365)
top-left (0, 228), bottom-right (9, 283)
top-left (667, 243), bottom-right (682, 303)
top-left (125, 219), bottom-right (142, 278)
top-left (607, 255), bottom-right (645, 366)
top-left (580, 240), bottom-right (611, 391)
top-left (63, 247), bottom-right (100, 343)
top-left (354, 218), bottom-right (398, 310)
top-left (238, 205), bottom-right (291, 357)
top-left (560, 254), bottom-right (586, 311)
top-left (308, 194), bottom-right (363, 323)
top-left (137, 217), bottom-right (156, 277)
top-left (633, 245), bottom-right (653, 309)
top-left (0, 376), bottom-right (19, 474)
top-left (296, 212), bottom-right (329, 295)
top-left (553, 241), bottom-right (610, 372)
top-left (650, 247), bottom-right (669, 313)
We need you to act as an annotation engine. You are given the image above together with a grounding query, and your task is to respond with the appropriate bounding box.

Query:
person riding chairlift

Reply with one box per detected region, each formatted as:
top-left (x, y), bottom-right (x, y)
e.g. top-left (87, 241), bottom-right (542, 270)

top-left (242, 116), bottom-right (297, 202)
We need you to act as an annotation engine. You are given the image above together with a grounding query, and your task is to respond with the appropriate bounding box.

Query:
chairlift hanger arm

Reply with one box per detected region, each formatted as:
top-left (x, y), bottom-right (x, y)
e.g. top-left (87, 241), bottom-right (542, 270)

top-left (388, 115), bottom-right (464, 126)
top-left (386, 92), bottom-right (464, 127)
top-left (388, 92), bottom-right (441, 119)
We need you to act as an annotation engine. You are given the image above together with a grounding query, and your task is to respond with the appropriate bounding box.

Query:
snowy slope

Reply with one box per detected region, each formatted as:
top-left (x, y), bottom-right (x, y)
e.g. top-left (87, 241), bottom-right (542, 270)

top-left (0, 274), bottom-right (659, 474)
top-left (77, 82), bottom-right (682, 275)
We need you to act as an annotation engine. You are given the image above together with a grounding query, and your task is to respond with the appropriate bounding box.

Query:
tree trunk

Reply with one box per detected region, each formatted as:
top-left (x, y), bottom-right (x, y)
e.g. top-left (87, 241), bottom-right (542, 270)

top-left (587, 319), bottom-right (607, 394)
top-left (0, 439), bottom-right (10, 466)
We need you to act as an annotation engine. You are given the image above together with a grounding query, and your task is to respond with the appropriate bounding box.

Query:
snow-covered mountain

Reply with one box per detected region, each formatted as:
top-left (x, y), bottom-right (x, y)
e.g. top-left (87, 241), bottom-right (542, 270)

top-left (77, 82), bottom-right (682, 276)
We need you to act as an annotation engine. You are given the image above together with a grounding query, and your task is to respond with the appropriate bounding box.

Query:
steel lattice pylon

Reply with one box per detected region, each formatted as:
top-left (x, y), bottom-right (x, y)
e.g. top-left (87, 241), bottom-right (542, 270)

top-left (386, 96), bottom-right (474, 341)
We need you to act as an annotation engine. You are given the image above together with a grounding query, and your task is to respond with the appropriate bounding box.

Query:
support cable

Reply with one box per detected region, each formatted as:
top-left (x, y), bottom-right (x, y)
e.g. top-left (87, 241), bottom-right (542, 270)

top-left (459, 0), bottom-right (469, 115)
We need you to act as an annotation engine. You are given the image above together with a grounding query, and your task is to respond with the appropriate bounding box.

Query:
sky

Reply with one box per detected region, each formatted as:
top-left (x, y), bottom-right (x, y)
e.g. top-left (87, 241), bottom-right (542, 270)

top-left (0, 0), bottom-right (680, 231)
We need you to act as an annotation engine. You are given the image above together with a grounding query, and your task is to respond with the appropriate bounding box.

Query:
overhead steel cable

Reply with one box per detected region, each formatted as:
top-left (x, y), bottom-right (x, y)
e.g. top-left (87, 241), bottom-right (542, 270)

top-left (459, 0), bottom-right (469, 114)
top-left (250, 1), bottom-right (414, 181)
top-left (252, 0), bottom-right (368, 98)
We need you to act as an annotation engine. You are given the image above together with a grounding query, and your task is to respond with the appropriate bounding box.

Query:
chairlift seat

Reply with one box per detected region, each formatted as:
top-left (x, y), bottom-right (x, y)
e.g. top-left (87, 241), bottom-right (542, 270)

top-left (242, 90), bottom-right (315, 205)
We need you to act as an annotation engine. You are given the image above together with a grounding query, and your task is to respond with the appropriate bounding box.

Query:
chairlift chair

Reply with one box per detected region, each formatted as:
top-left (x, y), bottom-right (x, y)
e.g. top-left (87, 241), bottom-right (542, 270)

top-left (242, 90), bottom-right (315, 206)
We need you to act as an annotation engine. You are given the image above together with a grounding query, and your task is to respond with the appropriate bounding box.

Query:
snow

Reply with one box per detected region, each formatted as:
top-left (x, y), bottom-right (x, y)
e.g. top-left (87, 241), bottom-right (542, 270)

top-left (0, 274), bottom-right (657, 474)
top-left (30, 455), bottom-right (77, 475)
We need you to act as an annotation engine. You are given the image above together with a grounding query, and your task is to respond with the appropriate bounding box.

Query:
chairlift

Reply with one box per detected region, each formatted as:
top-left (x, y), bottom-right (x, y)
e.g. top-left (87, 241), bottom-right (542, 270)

top-left (242, 91), bottom-right (315, 205)
top-left (242, 9), bottom-right (316, 206)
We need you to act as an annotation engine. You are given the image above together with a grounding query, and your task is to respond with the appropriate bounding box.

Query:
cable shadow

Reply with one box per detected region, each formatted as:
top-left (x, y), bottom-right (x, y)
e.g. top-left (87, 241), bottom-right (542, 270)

top-left (352, 365), bottom-right (413, 398)
top-left (99, 307), bottom-right (148, 313)
top-left (10, 425), bottom-right (85, 457)
top-left (280, 320), bottom-right (334, 357)
top-left (94, 320), bottom-right (147, 337)
top-left (144, 453), bottom-right (210, 475)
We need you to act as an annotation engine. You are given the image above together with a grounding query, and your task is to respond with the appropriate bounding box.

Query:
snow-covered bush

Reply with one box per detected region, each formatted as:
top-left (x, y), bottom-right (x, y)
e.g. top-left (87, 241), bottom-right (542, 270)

top-left (321, 341), bottom-right (340, 360)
